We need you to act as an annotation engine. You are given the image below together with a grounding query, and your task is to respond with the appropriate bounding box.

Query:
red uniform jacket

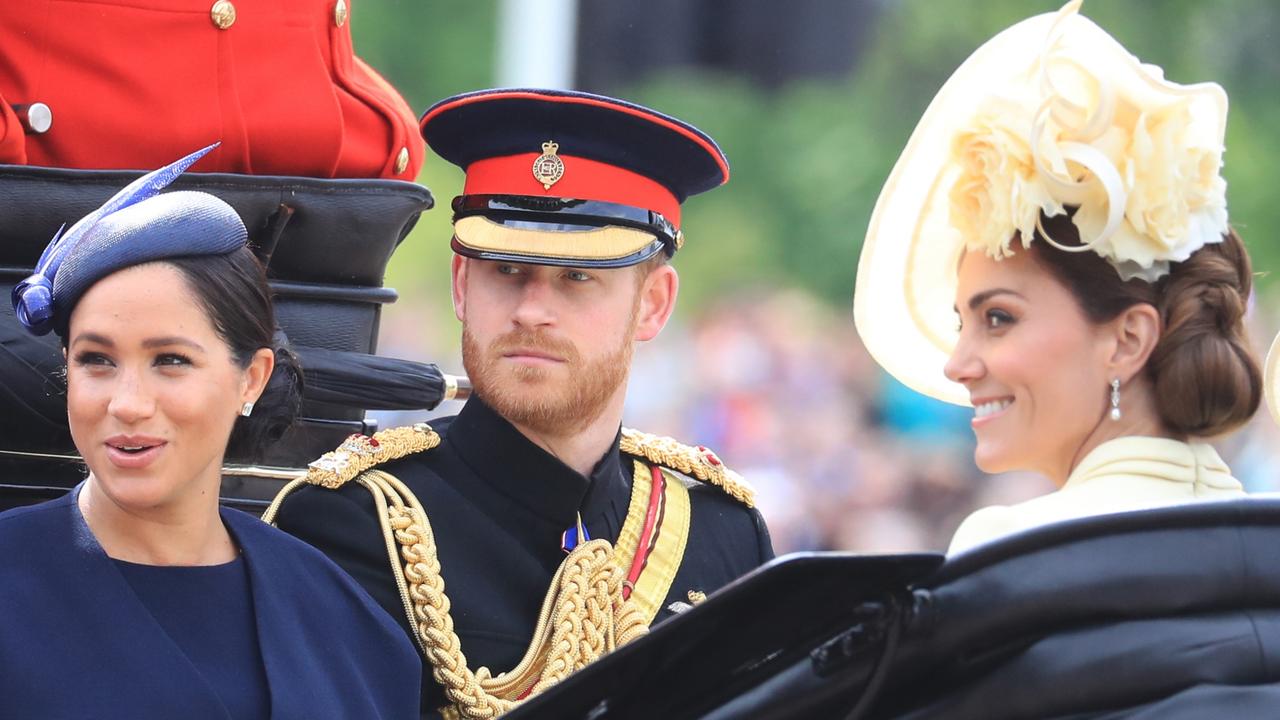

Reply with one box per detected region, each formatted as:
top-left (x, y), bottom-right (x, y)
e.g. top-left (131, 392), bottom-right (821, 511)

top-left (0, 0), bottom-right (424, 179)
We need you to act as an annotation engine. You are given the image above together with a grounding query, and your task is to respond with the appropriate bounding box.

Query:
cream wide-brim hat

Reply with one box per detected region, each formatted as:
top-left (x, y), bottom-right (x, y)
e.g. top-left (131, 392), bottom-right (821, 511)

top-left (1265, 333), bottom-right (1280, 427)
top-left (853, 0), bottom-right (1227, 406)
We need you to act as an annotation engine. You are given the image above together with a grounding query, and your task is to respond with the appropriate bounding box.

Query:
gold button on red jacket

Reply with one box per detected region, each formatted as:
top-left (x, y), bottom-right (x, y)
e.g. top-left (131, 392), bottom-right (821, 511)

top-left (0, 0), bottom-right (424, 179)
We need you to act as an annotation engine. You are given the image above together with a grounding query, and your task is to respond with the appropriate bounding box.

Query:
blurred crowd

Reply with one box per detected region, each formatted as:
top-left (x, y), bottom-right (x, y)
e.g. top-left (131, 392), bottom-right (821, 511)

top-left (375, 286), bottom-right (1280, 556)
top-left (623, 288), bottom-right (1045, 555)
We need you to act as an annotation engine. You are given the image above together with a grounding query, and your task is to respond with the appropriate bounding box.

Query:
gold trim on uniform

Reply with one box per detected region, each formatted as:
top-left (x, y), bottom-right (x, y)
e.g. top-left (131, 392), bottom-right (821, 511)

top-left (621, 428), bottom-right (756, 507)
top-left (301, 423), bottom-right (440, 490)
top-left (613, 462), bottom-right (693, 625)
top-left (263, 426), bottom-right (751, 719)
top-left (453, 216), bottom-right (658, 262)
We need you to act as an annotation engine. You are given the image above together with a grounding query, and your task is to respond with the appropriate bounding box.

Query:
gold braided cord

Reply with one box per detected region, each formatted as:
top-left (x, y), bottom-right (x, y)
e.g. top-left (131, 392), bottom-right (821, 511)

top-left (264, 423), bottom-right (653, 719)
top-left (261, 427), bottom-right (446, 658)
top-left (357, 471), bottom-right (434, 658)
top-left (620, 428), bottom-right (756, 507)
top-left (260, 476), bottom-right (309, 524)
top-left (363, 469), bottom-right (648, 719)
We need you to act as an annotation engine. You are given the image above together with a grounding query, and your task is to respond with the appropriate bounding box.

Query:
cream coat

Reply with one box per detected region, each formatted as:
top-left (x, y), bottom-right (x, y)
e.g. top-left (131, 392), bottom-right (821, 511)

top-left (948, 436), bottom-right (1246, 555)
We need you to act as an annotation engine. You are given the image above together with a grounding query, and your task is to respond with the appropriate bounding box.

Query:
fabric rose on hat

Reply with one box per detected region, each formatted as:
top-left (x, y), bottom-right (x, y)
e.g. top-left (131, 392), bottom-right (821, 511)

top-left (1075, 94), bottom-right (1228, 281)
top-left (948, 95), bottom-right (1065, 260)
top-left (944, 8), bottom-right (1229, 283)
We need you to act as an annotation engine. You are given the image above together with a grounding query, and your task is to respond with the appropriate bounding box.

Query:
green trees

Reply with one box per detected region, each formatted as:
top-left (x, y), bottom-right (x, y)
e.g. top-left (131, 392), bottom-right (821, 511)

top-left (356, 0), bottom-right (1280, 311)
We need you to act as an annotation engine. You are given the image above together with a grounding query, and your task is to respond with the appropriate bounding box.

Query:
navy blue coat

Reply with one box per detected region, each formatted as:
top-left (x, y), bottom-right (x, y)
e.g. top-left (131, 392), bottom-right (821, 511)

top-left (0, 487), bottom-right (421, 719)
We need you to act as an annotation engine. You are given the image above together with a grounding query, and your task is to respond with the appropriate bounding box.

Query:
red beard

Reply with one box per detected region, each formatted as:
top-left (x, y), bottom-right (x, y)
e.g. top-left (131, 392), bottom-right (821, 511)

top-left (462, 325), bottom-right (634, 436)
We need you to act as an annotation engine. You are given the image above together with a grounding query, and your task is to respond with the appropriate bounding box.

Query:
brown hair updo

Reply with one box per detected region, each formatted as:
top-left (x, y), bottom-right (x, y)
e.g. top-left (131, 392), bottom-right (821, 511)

top-left (1026, 211), bottom-right (1260, 437)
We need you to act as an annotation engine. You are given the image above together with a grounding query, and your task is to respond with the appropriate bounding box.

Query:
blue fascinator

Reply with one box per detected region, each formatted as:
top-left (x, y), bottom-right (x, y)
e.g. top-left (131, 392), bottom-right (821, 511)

top-left (10, 143), bottom-right (248, 337)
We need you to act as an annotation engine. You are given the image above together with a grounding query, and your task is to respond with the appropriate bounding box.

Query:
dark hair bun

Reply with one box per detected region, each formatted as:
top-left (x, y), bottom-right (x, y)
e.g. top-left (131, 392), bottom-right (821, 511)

top-left (227, 345), bottom-right (304, 461)
top-left (1147, 229), bottom-right (1260, 436)
top-left (1029, 217), bottom-right (1260, 437)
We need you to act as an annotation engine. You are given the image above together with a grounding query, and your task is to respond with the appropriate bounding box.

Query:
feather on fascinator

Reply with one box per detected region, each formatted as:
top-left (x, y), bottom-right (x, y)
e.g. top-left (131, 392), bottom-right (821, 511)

top-left (11, 143), bottom-right (247, 337)
top-left (854, 0), bottom-right (1230, 405)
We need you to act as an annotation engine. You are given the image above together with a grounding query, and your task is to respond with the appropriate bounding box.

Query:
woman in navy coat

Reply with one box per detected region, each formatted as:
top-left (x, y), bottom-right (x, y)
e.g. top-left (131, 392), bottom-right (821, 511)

top-left (0, 145), bottom-right (421, 719)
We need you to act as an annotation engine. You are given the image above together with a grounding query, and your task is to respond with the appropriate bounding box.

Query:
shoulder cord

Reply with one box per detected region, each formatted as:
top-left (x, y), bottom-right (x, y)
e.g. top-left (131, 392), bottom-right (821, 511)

top-left (265, 465), bottom-right (648, 720)
top-left (369, 468), bottom-right (649, 719)
top-left (620, 428), bottom-right (756, 507)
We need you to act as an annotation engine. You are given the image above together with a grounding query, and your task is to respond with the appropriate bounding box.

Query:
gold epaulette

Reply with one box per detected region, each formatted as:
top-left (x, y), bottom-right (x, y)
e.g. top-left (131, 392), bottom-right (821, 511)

top-left (304, 423), bottom-right (442, 489)
top-left (620, 428), bottom-right (756, 508)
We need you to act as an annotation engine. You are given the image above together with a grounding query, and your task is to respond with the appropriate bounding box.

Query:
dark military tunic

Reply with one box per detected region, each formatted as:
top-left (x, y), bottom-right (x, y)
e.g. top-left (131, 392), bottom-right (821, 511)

top-left (275, 396), bottom-right (774, 717)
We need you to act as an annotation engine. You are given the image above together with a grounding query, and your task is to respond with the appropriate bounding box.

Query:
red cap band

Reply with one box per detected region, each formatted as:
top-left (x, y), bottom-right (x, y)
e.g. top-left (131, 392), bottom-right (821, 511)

top-left (463, 153), bottom-right (682, 227)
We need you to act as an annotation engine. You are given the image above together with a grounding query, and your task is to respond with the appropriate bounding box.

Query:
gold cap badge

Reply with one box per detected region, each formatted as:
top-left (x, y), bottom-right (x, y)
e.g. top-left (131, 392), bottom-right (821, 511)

top-left (532, 141), bottom-right (565, 190)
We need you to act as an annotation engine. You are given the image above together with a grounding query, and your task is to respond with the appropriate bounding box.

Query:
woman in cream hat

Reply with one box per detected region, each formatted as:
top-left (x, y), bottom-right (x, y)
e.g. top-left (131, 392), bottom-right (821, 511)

top-left (854, 0), bottom-right (1261, 555)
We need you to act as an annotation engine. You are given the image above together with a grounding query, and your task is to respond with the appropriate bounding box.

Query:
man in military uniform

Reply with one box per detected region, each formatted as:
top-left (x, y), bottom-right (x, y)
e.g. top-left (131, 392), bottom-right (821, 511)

top-left (268, 88), bottom-right (774, 719)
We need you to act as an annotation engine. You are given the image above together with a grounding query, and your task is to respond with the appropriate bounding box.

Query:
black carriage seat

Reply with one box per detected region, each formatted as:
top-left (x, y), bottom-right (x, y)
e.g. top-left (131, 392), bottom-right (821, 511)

top-left (0, 164), bottom-right (434, 512)
top-left (874, 495), bottom-right (1280, 719)
top-left (505, 497), bottom-right (1280, 720)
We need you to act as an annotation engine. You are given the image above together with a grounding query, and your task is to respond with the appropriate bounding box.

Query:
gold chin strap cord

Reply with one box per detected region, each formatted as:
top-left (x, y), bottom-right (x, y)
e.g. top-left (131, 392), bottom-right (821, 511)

top-left (263, 425), bottom-right (650, 720)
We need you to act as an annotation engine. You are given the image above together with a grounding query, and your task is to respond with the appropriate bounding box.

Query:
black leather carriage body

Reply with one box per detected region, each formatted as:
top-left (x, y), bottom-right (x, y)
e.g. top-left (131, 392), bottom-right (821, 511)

top-left (507, 499), bottom-right (1280, 719)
